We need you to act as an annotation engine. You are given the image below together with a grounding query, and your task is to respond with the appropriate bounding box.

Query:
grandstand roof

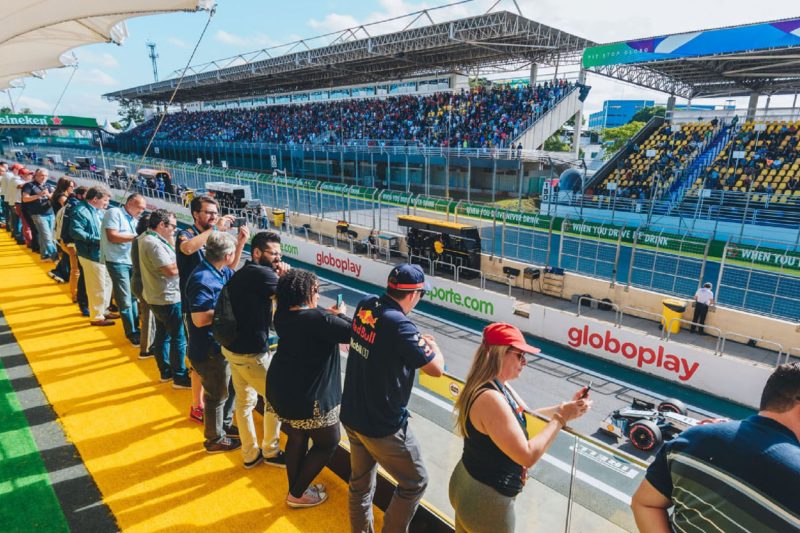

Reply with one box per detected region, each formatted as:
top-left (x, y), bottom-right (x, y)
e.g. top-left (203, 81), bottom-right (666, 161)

top-left (104, 11), bottom-right (594, 104)
top-left (585, 17), bottom-right (800, 99)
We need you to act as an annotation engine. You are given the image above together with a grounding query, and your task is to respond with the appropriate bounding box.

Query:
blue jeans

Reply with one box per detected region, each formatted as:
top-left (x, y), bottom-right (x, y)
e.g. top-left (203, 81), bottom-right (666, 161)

top-left (106, 261), bottom-right (139, 340)
top-left (150, 302), bottom-right (188, 379)
top-left (31, 213), bottom-right (58, 260)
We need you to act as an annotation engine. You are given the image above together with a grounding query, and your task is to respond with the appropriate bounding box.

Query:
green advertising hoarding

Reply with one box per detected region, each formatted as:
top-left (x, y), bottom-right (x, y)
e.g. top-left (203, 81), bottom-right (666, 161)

top-left (0, 114), bottom-right (98, 129)
top-left (724, 243), bottom-right (800, 274)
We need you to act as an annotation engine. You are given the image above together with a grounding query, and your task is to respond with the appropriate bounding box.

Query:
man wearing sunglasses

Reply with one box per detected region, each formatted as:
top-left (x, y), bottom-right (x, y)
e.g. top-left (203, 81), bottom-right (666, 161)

top-left (341, 264), bottom-right (445, 533)
top-left (177, 195), bottom-right (247, 423)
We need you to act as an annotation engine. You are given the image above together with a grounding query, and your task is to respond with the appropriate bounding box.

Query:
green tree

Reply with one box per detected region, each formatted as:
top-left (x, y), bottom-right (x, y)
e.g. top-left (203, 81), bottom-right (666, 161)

top-left (543, 129), bottom-right (570, 152)
top-left (117, 99), bottom-right (144, 128)
top-left (601, 121), bottom-right (645, 159)
top-left (19, 107), bottom-right (32, 114)
top-left (0, 106), bottom-right (12, 114)
top-left (629, 105), bottom-right (665, 124)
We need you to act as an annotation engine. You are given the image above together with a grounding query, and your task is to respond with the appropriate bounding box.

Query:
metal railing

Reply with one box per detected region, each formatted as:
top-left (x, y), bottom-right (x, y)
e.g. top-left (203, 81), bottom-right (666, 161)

top-left (663, 318), bottom-right (724, 354)
top-left (455, 265), bottom-right (485, 288)
top-left (616, 305), bottom-right (669, 328)
top-left (576, 296), bottom-right (620, 317)
top-left (718, 331), bottom-right (785, 367)
top-left (24, 145), bottom-right (800, 325)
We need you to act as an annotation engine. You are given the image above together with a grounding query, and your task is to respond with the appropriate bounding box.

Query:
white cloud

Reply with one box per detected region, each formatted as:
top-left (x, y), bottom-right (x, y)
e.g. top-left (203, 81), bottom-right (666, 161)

top-left (168, 37), bottom-right (189, 49)
top-left (77, 50), bottom-right (119, 69)
top-left (213, 29), bottom-right (275, 49)
top-left (73, 68), bottom-right (119, 88)
top-left (307, 13), bottom-right (361, 32)
top-left (16, 96), bottom-right (52, 114)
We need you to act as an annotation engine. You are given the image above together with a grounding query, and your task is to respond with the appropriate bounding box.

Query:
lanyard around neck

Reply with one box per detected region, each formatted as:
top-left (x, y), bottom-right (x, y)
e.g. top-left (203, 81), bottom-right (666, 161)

top-left (493, 379), bottom-right (527, 430)
top-left (147, 230), bottom-right (174, 253)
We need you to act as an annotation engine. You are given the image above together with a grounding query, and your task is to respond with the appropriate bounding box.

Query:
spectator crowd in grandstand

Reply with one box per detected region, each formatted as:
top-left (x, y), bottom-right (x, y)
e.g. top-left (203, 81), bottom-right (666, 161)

top-left (594, 120), bottom-right (721, 200)
top-left (696, 120), bottom-right (800, 194)
top-left (120, 81), bottom-right (574, 149)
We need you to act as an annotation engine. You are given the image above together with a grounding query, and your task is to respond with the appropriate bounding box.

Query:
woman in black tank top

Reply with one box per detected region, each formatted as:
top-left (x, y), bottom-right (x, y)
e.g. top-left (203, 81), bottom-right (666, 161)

top-left (449, 323), bottom-right (592, 532)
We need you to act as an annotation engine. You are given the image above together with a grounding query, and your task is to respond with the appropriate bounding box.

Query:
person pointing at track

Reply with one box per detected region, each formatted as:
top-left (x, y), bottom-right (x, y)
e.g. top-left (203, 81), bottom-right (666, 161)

top-left (340, 263), bottom-right (444, 533)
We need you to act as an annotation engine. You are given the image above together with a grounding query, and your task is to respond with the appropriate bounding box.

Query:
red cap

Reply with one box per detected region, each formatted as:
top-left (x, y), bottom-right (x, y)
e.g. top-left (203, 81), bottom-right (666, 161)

top-left (482, 323), bottom-right (541, 354)
top-left (11, 163), bottom-right (23, 171)
top-left (19, 168), bottom-right (33, 175)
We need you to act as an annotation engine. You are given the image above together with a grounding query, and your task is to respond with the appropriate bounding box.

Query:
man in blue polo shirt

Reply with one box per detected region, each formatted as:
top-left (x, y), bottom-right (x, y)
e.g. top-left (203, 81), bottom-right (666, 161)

top-left (632, 362), bottom-right (800, 532)
top-left (341, 264), bottom-right (445, 533)
top-left (186, 229), bottom-right (248, 453)
top-left (101, 193), bottom-right (147, 346)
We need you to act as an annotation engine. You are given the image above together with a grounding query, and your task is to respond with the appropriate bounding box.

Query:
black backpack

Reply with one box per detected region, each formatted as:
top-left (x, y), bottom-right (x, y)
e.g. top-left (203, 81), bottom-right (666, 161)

top-left (212, 284), bottom-right (238, 348)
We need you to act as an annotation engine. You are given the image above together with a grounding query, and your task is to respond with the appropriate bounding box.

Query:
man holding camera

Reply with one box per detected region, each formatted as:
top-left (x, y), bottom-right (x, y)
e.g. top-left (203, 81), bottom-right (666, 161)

top-left (177, 195), bottom-right (246, 423)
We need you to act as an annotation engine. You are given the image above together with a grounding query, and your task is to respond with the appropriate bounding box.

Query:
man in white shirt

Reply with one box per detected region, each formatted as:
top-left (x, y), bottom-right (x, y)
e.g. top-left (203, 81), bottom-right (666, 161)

top-left (690, 282), bottom-right (715, 334)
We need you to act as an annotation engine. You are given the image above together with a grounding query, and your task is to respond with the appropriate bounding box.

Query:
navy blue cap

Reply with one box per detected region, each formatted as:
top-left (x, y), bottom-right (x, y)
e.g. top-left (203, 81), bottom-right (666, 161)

top-left (387, 264), bottom-right (430, 291)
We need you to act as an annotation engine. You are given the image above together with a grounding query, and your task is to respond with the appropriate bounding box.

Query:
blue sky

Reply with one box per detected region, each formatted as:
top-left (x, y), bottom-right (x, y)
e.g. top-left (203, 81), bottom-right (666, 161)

top-left (6, 0), bottom-right (800, 124)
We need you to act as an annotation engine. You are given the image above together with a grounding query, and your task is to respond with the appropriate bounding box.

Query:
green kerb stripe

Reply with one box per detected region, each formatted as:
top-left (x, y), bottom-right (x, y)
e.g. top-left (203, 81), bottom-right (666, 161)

top-left (0, 360), bottom-right (69, 532)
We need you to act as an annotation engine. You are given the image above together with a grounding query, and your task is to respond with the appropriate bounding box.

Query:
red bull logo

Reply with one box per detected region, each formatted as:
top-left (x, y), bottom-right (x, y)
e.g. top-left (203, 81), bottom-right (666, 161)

top-left (357, 309), bottom-right (378, 328)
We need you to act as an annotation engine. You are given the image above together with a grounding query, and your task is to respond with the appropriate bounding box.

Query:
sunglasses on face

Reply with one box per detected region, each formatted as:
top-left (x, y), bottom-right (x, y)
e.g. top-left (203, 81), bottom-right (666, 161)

top-left (508, 349), bottom-right (527, 363)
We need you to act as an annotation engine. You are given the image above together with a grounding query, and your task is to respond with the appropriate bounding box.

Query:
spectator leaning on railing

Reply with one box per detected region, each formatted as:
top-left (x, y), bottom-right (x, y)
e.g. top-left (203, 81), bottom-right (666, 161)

top-left (631, 362), bottom-right (800, 532)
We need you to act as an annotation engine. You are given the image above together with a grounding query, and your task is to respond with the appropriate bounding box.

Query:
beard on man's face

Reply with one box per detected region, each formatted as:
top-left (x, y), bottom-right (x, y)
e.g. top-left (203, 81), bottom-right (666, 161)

top-left (258, 254), bottom-right (276, 268)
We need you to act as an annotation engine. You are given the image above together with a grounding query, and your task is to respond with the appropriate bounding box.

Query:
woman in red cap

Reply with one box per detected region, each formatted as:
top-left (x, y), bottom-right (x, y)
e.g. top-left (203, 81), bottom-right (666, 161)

top-left (449, 322), bottom-right (591, 532)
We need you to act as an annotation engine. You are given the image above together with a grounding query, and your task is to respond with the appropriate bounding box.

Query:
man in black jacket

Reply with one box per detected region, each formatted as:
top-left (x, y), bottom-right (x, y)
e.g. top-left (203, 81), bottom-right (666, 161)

top-left (220, 231), bottom-right (290, 468)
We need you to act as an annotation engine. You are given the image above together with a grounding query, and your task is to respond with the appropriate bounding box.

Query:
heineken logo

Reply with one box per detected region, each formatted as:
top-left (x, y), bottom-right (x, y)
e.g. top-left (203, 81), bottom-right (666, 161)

top-left (0, 113), bottom-right (97, 128)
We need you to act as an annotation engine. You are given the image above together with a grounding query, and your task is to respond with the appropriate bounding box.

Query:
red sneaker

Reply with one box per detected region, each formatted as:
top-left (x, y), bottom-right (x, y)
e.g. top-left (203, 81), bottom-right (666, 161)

top-left (189, 406), bottom-right (204, 424)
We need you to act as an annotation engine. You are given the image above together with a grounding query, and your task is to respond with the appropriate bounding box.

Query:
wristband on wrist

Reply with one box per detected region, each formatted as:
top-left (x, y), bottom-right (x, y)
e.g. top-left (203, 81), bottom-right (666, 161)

top-left (552, 412), bottom-right (566, 428)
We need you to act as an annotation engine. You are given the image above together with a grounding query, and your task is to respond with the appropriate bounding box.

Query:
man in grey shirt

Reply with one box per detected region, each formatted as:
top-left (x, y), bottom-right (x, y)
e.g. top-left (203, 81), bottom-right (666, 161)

top-left (138, 208), bottom-right (189, 387)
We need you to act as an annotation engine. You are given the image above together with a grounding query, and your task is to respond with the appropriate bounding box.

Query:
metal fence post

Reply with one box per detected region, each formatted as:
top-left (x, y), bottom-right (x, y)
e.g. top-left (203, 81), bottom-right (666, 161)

top-left (698, 236), bottom-right (712, 291)
top-left (558, 217), bottom-right (567, 269)
top-left (545, 216), bottom-right (554, 270)
top-left (500, 210), bottom-right (506, 260)
top-left (627, 226), bottom-right (640, 291)
top-left (611, 223), bottom-right (625, 288)
top-left (716, 237), bottom-right (732, 303)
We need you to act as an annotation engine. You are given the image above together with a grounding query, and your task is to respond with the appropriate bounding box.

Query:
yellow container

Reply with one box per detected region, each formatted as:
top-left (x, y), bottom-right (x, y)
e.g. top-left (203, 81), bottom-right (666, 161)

top-left (662, 298), bottom-right (687, 333)
top-left (273, 209), bottom-right (285, 228)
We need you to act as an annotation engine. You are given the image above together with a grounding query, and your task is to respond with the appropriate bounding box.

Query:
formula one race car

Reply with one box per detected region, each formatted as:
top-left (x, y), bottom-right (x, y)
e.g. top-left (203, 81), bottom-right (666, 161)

top-left (599, 398), bottom-right (699, 451)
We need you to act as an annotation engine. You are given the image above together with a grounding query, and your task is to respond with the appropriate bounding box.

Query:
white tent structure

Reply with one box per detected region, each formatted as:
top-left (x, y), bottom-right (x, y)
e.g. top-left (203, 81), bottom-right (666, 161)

top-left (1, 0), bottom-right (213, 90)
top-left (102, 119), bottom-right (121, 134)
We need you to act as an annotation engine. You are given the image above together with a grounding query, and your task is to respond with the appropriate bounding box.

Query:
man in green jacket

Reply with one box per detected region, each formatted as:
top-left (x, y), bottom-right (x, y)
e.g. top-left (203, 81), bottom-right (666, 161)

top-left (69, 185), bottom-right (118, 326)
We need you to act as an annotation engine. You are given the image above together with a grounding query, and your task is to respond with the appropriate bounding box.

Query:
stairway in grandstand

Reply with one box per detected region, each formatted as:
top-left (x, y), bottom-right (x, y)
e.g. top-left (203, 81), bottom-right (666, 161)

top-left (512, 84), bottom-right (582, 150)
top-left (666, 125), bottom-right (731, 206)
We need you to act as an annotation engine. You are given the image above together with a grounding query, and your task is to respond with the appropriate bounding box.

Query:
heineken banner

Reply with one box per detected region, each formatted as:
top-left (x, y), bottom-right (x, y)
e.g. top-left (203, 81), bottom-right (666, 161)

top-left (0, 114), bottom-right (99, 129)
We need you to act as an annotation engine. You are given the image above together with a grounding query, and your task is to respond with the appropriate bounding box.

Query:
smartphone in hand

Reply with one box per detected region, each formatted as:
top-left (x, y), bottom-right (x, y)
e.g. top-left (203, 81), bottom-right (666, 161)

top-left (580, 381), bottom-right (593, 399)
top-left (336, 293), bottom-right (343, 309)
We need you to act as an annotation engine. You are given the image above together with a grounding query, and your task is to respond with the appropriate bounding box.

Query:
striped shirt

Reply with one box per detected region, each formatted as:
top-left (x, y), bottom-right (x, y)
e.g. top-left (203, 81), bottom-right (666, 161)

top-left (646, 415), bottom-right (800, 533)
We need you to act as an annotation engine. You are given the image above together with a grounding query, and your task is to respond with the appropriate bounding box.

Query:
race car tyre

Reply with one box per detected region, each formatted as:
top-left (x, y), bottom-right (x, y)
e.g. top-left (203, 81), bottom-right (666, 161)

top-left (629, 420), bottom-right (663, 451)
top-left (658, 398), bottom-right (688, 415)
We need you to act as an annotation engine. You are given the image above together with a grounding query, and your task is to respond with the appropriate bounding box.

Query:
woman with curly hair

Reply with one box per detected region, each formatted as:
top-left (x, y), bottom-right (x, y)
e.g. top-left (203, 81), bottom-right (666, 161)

top-left (266, 269), bottom-right (352, 508)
